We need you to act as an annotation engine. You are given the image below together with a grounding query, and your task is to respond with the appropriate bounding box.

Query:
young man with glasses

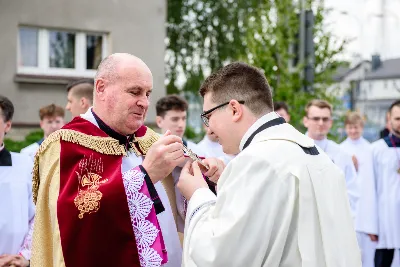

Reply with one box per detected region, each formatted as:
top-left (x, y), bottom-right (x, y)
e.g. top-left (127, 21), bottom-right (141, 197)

top-left (177, 62), bottom-right (361, 267)
top-left (303, 99), bottom-right (359, 218)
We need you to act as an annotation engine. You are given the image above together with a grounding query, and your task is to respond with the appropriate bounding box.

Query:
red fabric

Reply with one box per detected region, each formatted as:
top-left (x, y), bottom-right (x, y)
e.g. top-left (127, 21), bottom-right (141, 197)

top-left (58, 117), bottom-right (141, 267)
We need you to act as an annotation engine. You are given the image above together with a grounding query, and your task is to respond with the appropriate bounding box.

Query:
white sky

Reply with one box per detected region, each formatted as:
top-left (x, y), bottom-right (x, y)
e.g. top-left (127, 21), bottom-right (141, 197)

top-left (324, 0), bottom-right (400, 61)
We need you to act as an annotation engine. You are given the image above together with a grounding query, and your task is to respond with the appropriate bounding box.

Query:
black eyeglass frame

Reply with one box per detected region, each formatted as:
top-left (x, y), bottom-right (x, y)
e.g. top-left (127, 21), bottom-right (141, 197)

top-left (200, 100), bottom-right (245, 127)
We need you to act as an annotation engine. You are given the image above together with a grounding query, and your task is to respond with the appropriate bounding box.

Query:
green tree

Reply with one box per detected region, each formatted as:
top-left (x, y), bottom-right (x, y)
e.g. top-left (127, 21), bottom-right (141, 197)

top-left (166, 0), bottom-right (350, 141)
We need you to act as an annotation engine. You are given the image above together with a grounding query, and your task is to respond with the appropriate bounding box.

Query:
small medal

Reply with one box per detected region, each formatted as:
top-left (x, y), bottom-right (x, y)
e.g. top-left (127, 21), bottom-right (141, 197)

top-left (398, 168), bottom-right (400, 174)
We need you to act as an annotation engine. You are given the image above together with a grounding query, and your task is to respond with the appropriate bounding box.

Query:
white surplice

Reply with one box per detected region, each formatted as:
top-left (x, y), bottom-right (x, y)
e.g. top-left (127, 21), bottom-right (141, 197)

top-left (313, 137), bottom-right (359, 218)
top-left (197, 135), bottom-right (235, 165)
top-left (183, 112), bottom-right (361, 267)
top-left (0, 151), bottom-right (35, 258)
top-left (340, 137), bottom-right (376, 267)
top-left (81, 109), bottom-right (182, 267)
top-left (357, 137), bottom-right (400, 250)
top-left (20, 142), bottom-right (40, 161)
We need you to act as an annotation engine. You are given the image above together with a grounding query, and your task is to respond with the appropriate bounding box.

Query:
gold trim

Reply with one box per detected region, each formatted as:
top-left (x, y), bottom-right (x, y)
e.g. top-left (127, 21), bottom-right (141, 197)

top-left (131, 127), bottom-right (160, 156)
top-left (33, 129), bottom-right (126, 203)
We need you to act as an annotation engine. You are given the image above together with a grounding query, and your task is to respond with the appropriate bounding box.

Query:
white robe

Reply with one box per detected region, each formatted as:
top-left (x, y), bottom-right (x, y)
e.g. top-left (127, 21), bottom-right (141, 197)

top-left (81, 109), bottom-right (182, 267)
top-left (183, 112), bottom-right (361, 267)
top-left (20, 142), bottom-right (40, 161)
top-left (313, 138), bottom-right (359, 218)
top-left (340, 137), bottom-right (376, 267)
top-left (357, 138), bottom-right (400, 250)
top-left (0, 152), bottom-right (35, 257)
top-left (197, 136), bottom-right (235, 165)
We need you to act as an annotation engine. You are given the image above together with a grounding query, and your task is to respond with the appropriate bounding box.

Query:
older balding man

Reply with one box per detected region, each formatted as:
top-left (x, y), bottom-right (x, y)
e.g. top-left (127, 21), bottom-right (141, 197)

top-left (31, 53), bottom-right (185, 267)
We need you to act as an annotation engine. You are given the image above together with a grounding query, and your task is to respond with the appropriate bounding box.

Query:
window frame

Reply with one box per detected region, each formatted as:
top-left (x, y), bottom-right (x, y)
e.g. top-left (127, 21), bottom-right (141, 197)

top-left (17, 27), bottom-right (108, 78)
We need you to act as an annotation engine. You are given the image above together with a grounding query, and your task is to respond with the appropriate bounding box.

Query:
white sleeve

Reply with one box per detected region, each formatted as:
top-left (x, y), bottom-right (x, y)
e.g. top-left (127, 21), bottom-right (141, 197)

top-left (343, 155), bottom-right (359, 219)
top-left (183, 153), bottom-right (297, 267)
top-left (355, 146), bottom-right (378, 234)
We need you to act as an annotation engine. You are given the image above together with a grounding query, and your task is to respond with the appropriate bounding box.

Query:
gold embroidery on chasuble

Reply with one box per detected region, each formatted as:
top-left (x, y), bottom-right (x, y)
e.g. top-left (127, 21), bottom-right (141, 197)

top-left (74, 154), bottom-right (109, 219)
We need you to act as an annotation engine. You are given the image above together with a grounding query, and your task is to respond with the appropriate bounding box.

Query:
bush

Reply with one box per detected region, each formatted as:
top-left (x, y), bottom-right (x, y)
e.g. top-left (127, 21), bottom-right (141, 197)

top-left (4, 130), bottom-right (44, 152)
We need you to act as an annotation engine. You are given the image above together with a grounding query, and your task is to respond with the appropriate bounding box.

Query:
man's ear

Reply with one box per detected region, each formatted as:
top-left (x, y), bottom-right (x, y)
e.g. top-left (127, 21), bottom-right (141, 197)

top-left (302, 116), bottom-right (308, 128)
top-left (230, 100), bottom-right (243, 123)
top-left (156, 116), bottom-right (163, 128)
top-left (4, 120), bottom-right (12, 134)
top-left (95, 79), bottom-right (106, 100)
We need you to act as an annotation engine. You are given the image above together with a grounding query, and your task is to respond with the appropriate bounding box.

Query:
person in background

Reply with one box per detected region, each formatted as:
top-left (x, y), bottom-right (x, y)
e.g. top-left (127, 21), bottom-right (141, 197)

top-left (273, 101), bottom-right (290, 123)
top-left (156, 95), bottom-right (223, 235)
top-left (358, 100), bottom-right (400, 267)
top-left (303, 99), bottom-right (359, 217)
top-left (65, 78), bottom-right (94, 118)
top-left (340, 111), bottom-right (375, 267)
top-left (0, 95), bottom-right (34, 267)
top-left (379, 110), bottom-right (391, 139)
top-left (20, 104), bottom-right (65, 160)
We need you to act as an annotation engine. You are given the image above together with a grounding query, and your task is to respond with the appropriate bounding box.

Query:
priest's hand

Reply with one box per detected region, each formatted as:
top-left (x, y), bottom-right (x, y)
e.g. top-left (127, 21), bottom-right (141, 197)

top-left (178, 161), bottom-right (208, 200)
top-left (368, 234), bottom-right (378, 242)
top-left (142, 130), bottom-right (185, 184)
top-left (201, 157), bottom-right (225, 184)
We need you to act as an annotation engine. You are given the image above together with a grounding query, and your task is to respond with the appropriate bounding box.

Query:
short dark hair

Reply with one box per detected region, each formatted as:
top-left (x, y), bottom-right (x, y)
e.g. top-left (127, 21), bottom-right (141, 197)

top-left (156, 95), bottom-right (188, 117)
top-left (389, 100), bottom-right (400, 114)
top-left (274, 101), bottom-right (289, 113)
top-left (199, 62), bottom-right (273, 115)
top-left (0, 95), bottom-right (14, 122)
top-left (39, 104), bottom-right (65, 120)
top-left (66, 78), bottom-right (94, 104)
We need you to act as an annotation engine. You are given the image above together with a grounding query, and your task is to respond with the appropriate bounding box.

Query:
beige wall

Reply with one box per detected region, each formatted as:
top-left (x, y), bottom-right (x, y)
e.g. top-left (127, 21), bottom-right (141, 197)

top-left (0, 0), bottom-right (166, 137)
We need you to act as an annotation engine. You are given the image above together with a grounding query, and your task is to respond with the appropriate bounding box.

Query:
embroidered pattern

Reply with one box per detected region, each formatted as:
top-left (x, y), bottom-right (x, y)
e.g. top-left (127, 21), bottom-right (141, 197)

top-left (32, 129), bottom-right (126, 204)
top-left (74, 155), bottom-right (109, 219)
top-left (122, 169), bottom-right (163, 267)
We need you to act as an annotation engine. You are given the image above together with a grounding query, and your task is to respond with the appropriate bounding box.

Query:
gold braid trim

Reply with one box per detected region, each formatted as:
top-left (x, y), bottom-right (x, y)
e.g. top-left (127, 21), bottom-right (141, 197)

top-left (131, 127), bottom-right (160, 156)
top-left (32, 129), bottom-right (126, 203)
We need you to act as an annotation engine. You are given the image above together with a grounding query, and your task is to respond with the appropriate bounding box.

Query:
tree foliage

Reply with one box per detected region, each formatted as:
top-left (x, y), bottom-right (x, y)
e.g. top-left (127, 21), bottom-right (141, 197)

top-left (167, 0), bottom-right (349, 138)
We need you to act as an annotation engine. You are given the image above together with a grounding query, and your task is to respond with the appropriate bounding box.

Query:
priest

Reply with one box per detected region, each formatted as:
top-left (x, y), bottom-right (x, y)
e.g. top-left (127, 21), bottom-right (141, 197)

top-left (340, 111), bottom-right (376, 267)
top-left (31, 53), bottom-right (186, 267)
top-left (0, 95), bottom-right (34, 267)
top-left (177, 62), bottom-right (361, 267)
top-left (357, 100), bottom-right (400, 267)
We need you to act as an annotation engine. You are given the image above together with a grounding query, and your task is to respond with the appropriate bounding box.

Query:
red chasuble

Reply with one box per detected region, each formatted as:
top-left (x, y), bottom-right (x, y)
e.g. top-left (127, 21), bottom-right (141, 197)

top-left (58, 117), bottom-right (140, 266)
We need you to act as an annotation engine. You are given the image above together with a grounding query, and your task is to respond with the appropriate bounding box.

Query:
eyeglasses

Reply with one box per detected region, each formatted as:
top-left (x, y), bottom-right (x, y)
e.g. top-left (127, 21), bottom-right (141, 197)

top-left (307, 116), bottom-right (331, 123)
top-left (201, 101), bottom-right (245, 127)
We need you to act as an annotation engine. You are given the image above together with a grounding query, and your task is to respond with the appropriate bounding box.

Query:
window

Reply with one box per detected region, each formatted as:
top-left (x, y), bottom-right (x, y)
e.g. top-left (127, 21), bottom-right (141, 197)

top-left (18, 27), bottom-right (108, 77)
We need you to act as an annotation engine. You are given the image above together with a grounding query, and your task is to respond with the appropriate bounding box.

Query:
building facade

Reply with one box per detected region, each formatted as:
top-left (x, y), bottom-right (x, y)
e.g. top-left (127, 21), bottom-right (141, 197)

top-left (0, 0), bottom-right (166, 139)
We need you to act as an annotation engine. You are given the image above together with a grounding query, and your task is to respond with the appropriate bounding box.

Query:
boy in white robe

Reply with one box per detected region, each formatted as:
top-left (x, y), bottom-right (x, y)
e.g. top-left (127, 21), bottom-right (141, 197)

top-left (20, 104), bottom-right (65, 161)
top-left (0, 95), bottom-right (33, 267)
top-left (156, 95), bottom-right (224, 234)
top-left (340, 111), bottom-right (376, 267)
top-left (177, 62), bottom-right (361, 267)
top-left (303, 99), bottom-right (359, 217)
top-left (358, 100), bottom-right (400, 267)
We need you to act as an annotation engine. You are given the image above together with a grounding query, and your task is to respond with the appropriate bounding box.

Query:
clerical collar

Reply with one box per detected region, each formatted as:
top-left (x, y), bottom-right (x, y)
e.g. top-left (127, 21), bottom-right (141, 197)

top-left (384, 133), bottom-right (400, 147)
top-left (0, 144), bottom-right (12, 166)
top-left (240, 112), bottom-right (285, 151)
top-left (91, 110), bottom-right (133, 150)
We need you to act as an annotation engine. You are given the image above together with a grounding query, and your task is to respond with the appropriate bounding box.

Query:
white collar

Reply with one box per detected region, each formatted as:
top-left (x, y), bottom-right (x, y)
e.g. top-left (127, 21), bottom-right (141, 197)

top-left (346, 137), bottom-right (363, 145)
top-left (239, 112), bottom-right (280, 151)
top-left (0, 143), bottom-right (4, 152)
